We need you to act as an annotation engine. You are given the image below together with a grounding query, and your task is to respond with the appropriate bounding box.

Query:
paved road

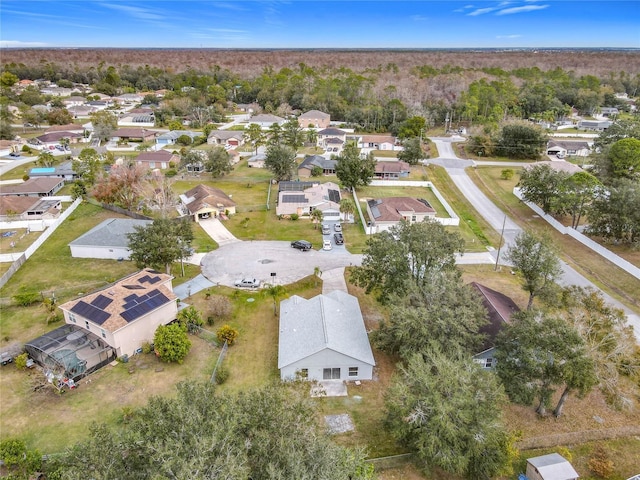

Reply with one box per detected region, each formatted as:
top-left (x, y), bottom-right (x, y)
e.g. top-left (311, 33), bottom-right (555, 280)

top-left (428, 137), bottom-right (640, 341)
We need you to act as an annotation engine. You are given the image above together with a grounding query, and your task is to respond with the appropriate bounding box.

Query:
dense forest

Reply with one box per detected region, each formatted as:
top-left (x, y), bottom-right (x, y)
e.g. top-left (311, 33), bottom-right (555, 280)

top-left (3, 49), bottom-right (640, 133)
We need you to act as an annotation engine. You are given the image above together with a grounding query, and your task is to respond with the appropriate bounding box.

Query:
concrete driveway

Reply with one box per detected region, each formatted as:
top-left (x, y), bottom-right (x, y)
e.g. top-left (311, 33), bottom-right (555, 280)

top-left (201, 240), bottom-right (362, 288)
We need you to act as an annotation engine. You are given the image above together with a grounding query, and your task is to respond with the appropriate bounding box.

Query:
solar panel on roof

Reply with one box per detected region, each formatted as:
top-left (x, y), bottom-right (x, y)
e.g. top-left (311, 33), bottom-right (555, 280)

top-left (91, 294), bottom-right (113, 309)
top-left (328, 189), bottom-right (340, 203)
top-left (71, 301), bottom-right (110, 325)
top-left (147, 276), bottom-right (160, 284)
top-left (138, 275), bottom-right (151, 283)
top-left (120, 291), bottom-right (170, 323)
top-left (123, 294), bottom-right (138, 302)
top-left (123, 284), bottom-right (145, 290)
top-left (282, 194), bottom-right (308, 203)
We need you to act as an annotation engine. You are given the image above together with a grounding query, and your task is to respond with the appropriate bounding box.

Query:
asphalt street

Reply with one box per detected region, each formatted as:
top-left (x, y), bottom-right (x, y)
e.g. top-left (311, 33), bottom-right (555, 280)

top-left (428, 137), bottom-right (640, 341)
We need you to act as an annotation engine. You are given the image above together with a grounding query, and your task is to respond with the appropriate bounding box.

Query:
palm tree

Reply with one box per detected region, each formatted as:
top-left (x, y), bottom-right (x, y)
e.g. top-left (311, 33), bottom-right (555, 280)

top-left (264, 284), bottom-right (287, 316)
top-left (339, 198), bottom-right (356, 224)
top-left (310, 208), bottom-right (323, 229)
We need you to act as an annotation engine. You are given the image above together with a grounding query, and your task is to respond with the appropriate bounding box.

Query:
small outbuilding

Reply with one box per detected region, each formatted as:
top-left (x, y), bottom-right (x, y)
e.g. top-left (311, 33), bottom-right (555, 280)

top-left (525, 453), bottom-right (579, 480)
top-left (68, 218), bottom-right (152, 260)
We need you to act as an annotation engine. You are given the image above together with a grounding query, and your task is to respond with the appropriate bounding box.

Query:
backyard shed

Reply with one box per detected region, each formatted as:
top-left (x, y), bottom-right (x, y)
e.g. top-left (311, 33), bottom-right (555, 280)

top-left (525, 453), bottom-right (579, 480)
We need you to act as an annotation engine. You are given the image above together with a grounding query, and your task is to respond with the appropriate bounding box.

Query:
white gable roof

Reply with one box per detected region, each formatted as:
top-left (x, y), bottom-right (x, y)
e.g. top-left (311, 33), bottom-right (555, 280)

top-left (278, 291), bottom-right (375, 369)
top-left (527, 453), bottom-right (579, 480)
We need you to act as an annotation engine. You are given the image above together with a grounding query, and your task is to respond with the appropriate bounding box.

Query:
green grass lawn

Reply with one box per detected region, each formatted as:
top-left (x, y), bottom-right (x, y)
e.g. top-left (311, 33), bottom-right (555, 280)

top-left (0, 228), bottom-right (44, 252)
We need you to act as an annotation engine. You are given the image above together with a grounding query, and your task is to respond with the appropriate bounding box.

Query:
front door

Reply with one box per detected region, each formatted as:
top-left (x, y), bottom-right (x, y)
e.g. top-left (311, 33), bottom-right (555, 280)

top-left (323, 368), bottom-right (340, 380)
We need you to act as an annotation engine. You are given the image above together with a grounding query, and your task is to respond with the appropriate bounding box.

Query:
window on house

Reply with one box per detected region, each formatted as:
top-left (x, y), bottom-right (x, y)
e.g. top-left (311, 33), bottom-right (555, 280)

top-left (411, 215), bottom-right (417, 222)
top-left (101, 329), bottom-right (106, 339)
top-left (484, 358), bottom-right (494, 368)
top-left (69, 313), bottom-right (76, 323)
top-left (299, 368), bottom-right (308, 379)
top-left (85, 321), bottom-right (90, 330)
top-left (348, 367), bottom-right (359, 377)
top-left (149, 162), bottom-right (155, 168)
top-left (323, 368), bottom-right (340, 380)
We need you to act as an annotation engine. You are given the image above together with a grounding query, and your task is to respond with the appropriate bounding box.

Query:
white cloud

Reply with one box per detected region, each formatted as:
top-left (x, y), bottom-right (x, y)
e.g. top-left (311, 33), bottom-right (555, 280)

top-left (411, 14), bottom-right (429, 21)
top-left (0, 40), bottom-right (50, 47)
top-left (467, 7), bottom-right (498, 16)
top-left (496, 4), bottom-right (549, 15)
top-left (99, 3), bottom-right (164, 21)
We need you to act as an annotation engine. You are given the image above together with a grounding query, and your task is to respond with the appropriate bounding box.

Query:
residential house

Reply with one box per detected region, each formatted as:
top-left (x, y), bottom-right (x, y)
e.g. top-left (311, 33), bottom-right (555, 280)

top-left (68, 218), bottom-right (152, 260)
top-left (525, 453), bottom-right (579, 480)
top-left (235, 103), bottom-right (259, 113)
top-left (366, 197), bottom-right (436, 232)
top-left (134, 150), bottom-right (179, 170)
top-left (578, 119), bottom-right (612, 131)
top-left (118, 111), bottom-right (155, 127)
top-left (358, 134), bottom-right (399, 151)
top-left (374, 161), bottom-right (411, 180)
top-left (0, 196), bottom-right (61, 221)
top-left (62, 96), bottom-right (87, 107)
top-left (110, 128), bottom-right (157, 144)
top-left (317, 128), bottom-right (347, 154)
top-left (32, 131), bottom-right (83, 151)
top-left (546, 140), bottom-right (592, 158)
top-left (278, 291), bottom-right (376, 382)
top-left (180, 184), bottom-right (237, 221)
top-left (247, 153), bottom-right (266, 168)
top-left (207, 130), bottom-right (245, 148)
top-left (67, 105), bottom-right (97, 118)
top-left (298, 110), bottom-right (330, 129)
top-left (469, 282), bottom-right (520, 369)
top-left (600, 107), bottom-right (619, 117)
top-left (86, 100), bottom-right (112, 111)
top-left (248, 113), bottom-right (285, 129)
top-left (58, 269), bottom-right (178, 358)
top-left (115, 93), bottom-right (144, 104)
top-left (156, 130), bottom-right (202, 147)
top-left (297, 155), bottom-right (337, 177)
top-left (0, 177), bottom-right (65, 197)
top-left (28, 162), bottom-right (78, 181)
top-left (276, 181), bottom-right (342, 220)
top-left (41, 86), bottom-right (73, 97)
top-left (45, 124), bottom-right (86, 135)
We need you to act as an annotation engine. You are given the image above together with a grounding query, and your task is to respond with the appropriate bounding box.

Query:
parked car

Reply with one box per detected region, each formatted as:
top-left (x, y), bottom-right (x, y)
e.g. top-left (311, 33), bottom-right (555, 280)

top-left (234, 278), bottom-right (261, 288)
top-left (8, 152), bottom-right (20, 157)
top-left (322, 239), bottom-right (332, 250)
top-left (291, 240), bottom-right (312, 251)
top-left (334, 233), bottom-right (344, 245)
top-left (334, 223), bottom-right (342, 232)
top-left (321, 224), bottom-right (331, 235)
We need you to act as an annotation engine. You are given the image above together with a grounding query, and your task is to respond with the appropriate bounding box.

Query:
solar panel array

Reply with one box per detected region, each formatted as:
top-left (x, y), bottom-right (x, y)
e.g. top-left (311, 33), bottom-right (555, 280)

top-left (71, 301), bottom-right (110, 325)
top-left (139, 275), bottom-right (161, 285)
top-left (120, 289), bottom-right (171, 323)
top-left (91, 294), bottom-right (113, 309)
top-left (328, 189), bottom-right (341, 203)
top-left (282, 194), bottom-right (308, 204)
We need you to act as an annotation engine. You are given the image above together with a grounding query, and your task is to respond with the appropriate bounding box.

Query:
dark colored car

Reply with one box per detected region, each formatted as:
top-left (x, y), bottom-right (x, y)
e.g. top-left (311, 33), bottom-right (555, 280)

top-left (333, 233), bottom-right (344, 245)
top-left (291, 240), bottom-right (312, 251)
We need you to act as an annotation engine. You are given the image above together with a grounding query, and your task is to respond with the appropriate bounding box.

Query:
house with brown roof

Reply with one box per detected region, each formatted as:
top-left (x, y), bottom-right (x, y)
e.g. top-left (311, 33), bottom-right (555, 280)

top-left (58, 269), bottom-right (178, 358)
top-left (0, 177), bottom-right (65, 197)
top-left (180, 184), bottom-right (237, 221)
top-left (298, 110), bottom-right (330, 129)
top-left (0, 196), bottom-right (61, 221)
top-left (374, 161), bottom-right (411, 179)
top-left (32, 131), bottom-right (83, 149)
top-left (110, 128), bottom-right (157, 143)
top-left (134, 150), bottom-right (179, 170)
top-left (470, 282), bottom-right (520, 369)
top-left (358, 135), bottom-right (399, 151)
top-left (44, 123), bottom-right (85, 135)
top-left (366, 197), bottom-right (436, 232)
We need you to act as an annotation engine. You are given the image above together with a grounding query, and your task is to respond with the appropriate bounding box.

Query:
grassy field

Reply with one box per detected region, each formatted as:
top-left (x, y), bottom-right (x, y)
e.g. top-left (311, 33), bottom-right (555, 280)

top-left (469, 166), bottom-right (640, 312)
top-left (0, 228), bottom-right (44, 252)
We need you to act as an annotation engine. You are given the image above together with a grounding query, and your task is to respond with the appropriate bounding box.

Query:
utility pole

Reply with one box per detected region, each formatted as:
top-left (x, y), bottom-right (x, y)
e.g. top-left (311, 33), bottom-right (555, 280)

top-left (494, 215), bottom-right (507, 272)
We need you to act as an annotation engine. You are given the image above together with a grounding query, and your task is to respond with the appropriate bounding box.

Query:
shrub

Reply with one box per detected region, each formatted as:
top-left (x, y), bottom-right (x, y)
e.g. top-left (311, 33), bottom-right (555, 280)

top-left (46, 312), bottom-right (63, 325)
top-left (13, 287), bottom-right (40, 307)
top-left (14, 353), bottom-right (28, 370)
top-left (22, 174), bottom-right (30, 181)
top-left (209, 295), bottom-right (232, 321)
top-left (501, 168), bottom-right (515, 180)
top-left (216, 325), bottom-right (239, 345)
top-left (141, 341), bottom-right (153, 354)
top-left (165, 168), bottom-right (178, 177)
top-left (154, 323), bottom-right (192, 364)
top-left (215, 366), bottom-right (230, 384)
top-left (587, 443), bottom-right (614, 479)
top-left (290, 213), bottom-right (299, 221)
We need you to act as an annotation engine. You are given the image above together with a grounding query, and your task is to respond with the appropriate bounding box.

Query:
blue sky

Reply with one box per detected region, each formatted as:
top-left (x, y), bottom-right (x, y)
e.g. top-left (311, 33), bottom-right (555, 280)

top-left (1, 1), bottom-right (639, 49)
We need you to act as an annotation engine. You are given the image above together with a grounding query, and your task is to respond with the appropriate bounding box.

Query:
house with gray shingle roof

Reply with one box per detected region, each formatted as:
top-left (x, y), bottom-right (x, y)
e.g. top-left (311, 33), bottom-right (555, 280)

top-left (278, 291), bottom-right (375, 382)
top-left (68, 218), bottom-right (152, 260)
top-left (297, 155), bottom-right (337, 177)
